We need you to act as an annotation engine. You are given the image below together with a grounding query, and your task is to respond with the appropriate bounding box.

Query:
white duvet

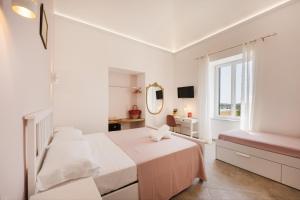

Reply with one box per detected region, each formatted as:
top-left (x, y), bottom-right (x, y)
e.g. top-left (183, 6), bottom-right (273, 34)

top-left (85, 133), bottom-right (137, 195)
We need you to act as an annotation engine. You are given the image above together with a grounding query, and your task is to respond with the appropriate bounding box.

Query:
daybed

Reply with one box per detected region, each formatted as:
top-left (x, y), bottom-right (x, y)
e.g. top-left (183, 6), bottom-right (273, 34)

top-left (216, 130), bottom-right (300, 190)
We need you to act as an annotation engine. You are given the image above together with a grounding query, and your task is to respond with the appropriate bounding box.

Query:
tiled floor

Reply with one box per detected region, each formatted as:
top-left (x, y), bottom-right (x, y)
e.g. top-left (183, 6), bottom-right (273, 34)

top-left (172, 142), bottom-right (300, 200)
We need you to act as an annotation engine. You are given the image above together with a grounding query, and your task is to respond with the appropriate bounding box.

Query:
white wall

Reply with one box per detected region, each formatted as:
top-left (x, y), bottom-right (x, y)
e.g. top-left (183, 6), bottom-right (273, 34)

top-left (54, 1), bottom-right (300, 138)
top-left (174, 2), bottom-right (300, 138)
top-left (0, 1), bottom-right (53, 199)
top-left (53, 16), bottom-right (175, 133)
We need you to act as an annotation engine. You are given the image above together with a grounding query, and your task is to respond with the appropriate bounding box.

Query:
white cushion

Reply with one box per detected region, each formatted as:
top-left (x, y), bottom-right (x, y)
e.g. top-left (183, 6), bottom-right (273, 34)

top-left (37, 140), bottom-right (101, 191)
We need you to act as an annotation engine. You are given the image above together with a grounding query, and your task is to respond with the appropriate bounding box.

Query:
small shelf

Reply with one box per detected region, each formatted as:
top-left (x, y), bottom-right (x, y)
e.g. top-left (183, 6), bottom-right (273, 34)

top-left (109, 85), bottom-right (142, 94)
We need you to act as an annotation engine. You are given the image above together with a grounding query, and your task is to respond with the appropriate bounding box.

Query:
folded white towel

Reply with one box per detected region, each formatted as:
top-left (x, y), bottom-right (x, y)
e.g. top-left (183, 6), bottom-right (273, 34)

top-left (162, 130), bottom-right (172, 139)
top-left (158, 125), bottom-right (170, 132)
top-left (150, 133), bottom-right (164, 142)
top-left (150, 125), bottom-right (172, 142)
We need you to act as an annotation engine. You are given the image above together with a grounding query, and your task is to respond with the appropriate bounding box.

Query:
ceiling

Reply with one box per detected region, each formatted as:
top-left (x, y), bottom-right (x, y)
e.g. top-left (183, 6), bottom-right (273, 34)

top-left (54, 0), bottom-right (290, 52)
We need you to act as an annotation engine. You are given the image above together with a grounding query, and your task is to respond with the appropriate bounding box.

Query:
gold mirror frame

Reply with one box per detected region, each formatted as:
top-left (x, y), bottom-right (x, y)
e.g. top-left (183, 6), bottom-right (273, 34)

top-left (146, 82), bottom-right (164, 115)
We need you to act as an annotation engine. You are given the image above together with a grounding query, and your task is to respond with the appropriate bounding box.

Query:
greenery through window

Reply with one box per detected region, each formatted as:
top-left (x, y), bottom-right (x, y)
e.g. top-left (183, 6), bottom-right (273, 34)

top-left (215, 57), bottom-right (243, 119)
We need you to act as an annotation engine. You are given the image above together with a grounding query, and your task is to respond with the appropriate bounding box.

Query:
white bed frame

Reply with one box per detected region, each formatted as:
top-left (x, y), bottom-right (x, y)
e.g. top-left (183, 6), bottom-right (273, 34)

top-left (24, 108), bottom-right (139, 200)
top-left (24, 108), bottom-right (54, 199)
top-left (216, 139), bottom-right (300, 190)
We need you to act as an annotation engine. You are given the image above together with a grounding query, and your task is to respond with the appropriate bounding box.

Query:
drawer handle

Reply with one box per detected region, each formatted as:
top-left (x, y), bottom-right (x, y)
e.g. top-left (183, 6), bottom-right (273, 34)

top-left (235, 152), bottom-right (251, 158)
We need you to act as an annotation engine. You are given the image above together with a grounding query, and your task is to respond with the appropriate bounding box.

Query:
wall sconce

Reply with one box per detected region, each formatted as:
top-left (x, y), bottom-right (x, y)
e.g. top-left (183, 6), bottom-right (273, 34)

top-left (11, 0), bottom-right (37, 19)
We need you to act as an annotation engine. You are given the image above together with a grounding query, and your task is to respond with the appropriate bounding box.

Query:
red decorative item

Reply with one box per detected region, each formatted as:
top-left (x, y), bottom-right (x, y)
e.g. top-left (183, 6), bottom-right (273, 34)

top-left (129, 105), bottom-right (142, 119)
top-left (188, 112), bottom-right (192, 118)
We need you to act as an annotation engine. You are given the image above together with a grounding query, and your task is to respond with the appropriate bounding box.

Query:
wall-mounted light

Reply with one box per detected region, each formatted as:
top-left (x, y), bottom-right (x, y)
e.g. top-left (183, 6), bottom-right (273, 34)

top-left (11, 0), bottom-right (37, 19)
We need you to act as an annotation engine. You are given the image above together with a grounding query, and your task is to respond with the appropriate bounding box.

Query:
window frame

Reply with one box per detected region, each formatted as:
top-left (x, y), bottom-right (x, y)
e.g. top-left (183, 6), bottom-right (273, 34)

top-left (214, 58), bottom-right (243, 121)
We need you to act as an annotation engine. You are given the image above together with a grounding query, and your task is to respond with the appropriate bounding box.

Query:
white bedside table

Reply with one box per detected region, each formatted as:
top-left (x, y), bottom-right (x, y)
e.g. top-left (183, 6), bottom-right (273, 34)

top-left (30, 177), bottom-right (102, 200)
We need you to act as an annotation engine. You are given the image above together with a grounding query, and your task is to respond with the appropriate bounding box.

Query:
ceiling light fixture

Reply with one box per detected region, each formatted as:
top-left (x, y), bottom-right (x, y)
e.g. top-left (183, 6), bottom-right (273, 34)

top-left (11, 0), bottom-right (37, 19)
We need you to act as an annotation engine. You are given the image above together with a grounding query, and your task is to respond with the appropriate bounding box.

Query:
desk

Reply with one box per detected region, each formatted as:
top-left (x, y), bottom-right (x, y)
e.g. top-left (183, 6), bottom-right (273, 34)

top-left (120, 118), bottom-right (145, 123)
top-left (174, 116), bottom-right (198, 138)
top-left (109, 118), bottom-right (145, 130)
top-left (109, 118), bottom-right (145, 124)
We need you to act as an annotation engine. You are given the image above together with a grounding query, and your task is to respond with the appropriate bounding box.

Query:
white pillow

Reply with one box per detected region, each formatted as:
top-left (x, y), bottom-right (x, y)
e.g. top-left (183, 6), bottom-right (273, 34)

top-left (37, 140), bottom-right (101, 191)
top-left (51, 128), bottom-right (84, 145)
top-left (54, 126), bottom-right (76, 133)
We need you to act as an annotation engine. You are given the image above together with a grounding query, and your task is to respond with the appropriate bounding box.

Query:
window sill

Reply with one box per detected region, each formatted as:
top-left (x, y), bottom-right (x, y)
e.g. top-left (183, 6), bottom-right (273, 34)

top-left (211, 117), bottom-right (240, 122)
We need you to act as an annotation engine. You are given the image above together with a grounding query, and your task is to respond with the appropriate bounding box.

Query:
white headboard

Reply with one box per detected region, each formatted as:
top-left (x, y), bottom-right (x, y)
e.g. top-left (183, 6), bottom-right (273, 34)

top-left (24, 108), bottom-right (53, 198)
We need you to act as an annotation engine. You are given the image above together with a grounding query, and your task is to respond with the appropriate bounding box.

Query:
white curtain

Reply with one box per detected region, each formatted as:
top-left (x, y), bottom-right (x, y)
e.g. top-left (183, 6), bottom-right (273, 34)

top-left (197, 56), bottom-right (213, 143)
top-left (240, 43), bottom-right (257, 131)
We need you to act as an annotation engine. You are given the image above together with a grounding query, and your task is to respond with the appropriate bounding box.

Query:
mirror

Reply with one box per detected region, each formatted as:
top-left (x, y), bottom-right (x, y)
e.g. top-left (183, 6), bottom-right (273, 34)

top-left (146, 82), bottom-right (164, 115)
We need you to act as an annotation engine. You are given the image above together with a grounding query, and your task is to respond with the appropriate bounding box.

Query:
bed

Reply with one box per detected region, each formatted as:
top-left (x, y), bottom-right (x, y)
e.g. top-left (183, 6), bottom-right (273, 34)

top-left (216, 130), bottom-right (300, 190)
top-left (24, 109), bottom-right (206, 200)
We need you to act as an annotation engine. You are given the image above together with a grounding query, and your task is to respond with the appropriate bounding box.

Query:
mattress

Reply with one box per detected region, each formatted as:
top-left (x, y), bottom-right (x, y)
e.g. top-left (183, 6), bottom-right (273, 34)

top-left (85, 133), bottom-right (137, 195)
top-left (219, 130), bottom-right (300, 159)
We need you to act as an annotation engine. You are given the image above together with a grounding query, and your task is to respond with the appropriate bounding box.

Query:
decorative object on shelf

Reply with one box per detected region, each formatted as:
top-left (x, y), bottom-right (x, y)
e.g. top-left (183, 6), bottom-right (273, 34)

top-left (11, 0), bottom-right (37, 19)
top-left (39, 4), bottom-right (48, 49)
top-left (188, 112), bottom-right (192, 118)
top-left (128, 105), bottom-right (142, 119)
top-left (133, 87), bottom-right (142, 94)
top-left (146, 82), bottom-right (164, 115)
top-left (173, 108), bottom-right (178, 115)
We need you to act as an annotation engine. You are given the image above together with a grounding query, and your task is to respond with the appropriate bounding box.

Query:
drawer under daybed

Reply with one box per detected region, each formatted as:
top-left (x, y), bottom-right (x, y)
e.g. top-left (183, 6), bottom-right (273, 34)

top-left (216, 130), bottom-right (300, 190)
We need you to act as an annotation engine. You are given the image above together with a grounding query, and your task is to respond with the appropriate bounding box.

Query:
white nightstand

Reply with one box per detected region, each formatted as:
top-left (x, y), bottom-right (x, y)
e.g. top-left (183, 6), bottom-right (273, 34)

top-left (30, 177), bottom-right (102, 200)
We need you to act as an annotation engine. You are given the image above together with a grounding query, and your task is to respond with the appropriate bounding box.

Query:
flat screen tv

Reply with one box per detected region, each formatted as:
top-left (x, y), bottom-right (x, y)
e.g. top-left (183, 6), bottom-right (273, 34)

top-left (177, 86), bottom-right (194, 98)
top-left (156, 90), bottom-right (163, 99)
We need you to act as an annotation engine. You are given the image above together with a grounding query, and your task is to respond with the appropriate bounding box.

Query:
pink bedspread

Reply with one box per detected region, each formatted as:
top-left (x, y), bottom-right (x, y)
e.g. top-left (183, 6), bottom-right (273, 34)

top-left (107, 128), bottom-right (206, 200)
top-left (219, 130), bottom-right (300, 159)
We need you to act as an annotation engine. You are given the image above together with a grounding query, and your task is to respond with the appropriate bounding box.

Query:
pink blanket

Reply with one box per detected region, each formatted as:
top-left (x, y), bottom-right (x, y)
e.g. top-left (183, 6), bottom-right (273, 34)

top-left (107, 128), bottom-right (206, 200)
top-left (219, 130), bottom-right (300, 159)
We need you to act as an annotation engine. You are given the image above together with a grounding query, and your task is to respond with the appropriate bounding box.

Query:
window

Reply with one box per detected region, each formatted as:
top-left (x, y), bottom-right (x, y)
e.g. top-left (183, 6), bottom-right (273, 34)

top-left (214, 55), bottom-right (243, 120)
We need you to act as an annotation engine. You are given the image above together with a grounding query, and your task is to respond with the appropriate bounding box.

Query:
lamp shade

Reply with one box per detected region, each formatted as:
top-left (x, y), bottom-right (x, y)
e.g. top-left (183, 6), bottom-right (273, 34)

top-left (11, 0), bottom-right (37, 19)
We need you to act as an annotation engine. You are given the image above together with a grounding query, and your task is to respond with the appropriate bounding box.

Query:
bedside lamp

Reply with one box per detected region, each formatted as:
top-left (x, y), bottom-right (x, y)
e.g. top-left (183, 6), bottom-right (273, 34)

top-left (184, 105), bottom-right (192, 118)
top-left (11, 0), bottom-right (37, 19)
